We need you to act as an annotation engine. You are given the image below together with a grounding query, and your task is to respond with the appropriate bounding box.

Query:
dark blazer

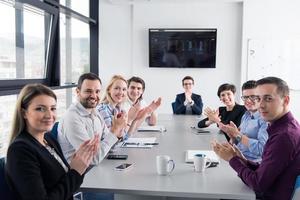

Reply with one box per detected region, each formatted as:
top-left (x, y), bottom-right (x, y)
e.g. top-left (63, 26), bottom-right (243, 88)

top-left (198, 104), bottom-right (246, 141)
top-left (173, 93), bottom-right (203, 115)
top-left (5, 130), bottom-right (83, 200)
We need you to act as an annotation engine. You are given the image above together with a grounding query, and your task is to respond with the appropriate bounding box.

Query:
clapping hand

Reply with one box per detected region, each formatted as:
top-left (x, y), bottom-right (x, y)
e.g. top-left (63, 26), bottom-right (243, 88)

top-left (218, 121), bottom-right (239, 139)
top-left (127, 100), bottom-right (142, 122)
top-left (148, 97), bottom-right (162, 112)
top-left (231, 144), bottom-right (247, 163)
top-left (211, 140), bottom-right (236, 162)
top-left (137, 97), bottom-right (162, 118)
top-left (204, 107), bottom-right (221, 124)
top-left (111, 112), bottom-right (127, 138)
top-left (70, 134), bottom-right (100, 175)
top-left (185, 92), bottom-right (192, 102)
top-left (211, 140), bottom-right (247, 162)
top-left (127, 97), bottom-right (162, 134)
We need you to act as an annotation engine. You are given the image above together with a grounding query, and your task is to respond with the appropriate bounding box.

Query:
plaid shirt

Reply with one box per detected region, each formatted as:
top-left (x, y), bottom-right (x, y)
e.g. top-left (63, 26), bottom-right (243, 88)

top-left (97, 103), bottom-right (128, 140)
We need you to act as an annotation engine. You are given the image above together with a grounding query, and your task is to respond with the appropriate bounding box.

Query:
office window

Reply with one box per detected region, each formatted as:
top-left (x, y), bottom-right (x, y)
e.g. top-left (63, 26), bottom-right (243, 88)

top-left (54, 87), bottom-right (77, 119)
top-left (0, 95), bottom-right (17, 157)
top-left (0, 0), bottom-right (58, 93)
top-left (60, 13), bottom-right (90, 85)
top-left (60, 0), bottom-right (89, 17)
top-left (0, 0), bottom-right (98, 156)
top-left (23, 4), bottom-right (51, 79)
top-left (0, 1), bottom-right (16, 79)
top-left (0, 2), bottom-right (51, 80)
top-left (0, 0), bottom-right (98, 94)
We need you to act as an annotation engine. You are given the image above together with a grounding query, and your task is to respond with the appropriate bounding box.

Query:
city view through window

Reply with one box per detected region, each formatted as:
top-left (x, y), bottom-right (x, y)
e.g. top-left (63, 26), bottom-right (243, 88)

top-left (0, 0), bottom-right (90, 157)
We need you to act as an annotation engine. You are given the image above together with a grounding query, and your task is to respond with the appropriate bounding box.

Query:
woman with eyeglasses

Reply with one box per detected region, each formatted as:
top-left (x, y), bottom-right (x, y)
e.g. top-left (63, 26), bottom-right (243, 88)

top-left (173, 76), bottom-right (203, 115)
top-left (198, 83), bottom-right (246, 141)
top-left (5, 84), bottom-right (99, 200)
top-left (218, 80), bottom-right (268, 161)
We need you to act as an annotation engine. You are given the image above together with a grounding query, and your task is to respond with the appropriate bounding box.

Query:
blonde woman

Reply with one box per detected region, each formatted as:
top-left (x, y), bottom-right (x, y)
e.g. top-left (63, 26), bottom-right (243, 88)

top-left (5, 84), bottom-right (99, 200)
top-left (98, 75), bottom-right (161, 137)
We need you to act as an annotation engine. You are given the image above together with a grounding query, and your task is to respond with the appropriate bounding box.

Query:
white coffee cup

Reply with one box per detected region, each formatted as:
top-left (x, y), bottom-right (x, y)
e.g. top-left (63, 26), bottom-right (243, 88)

top-left (193, 154), bottom-right (211, 172)
top-left (156, 155), bottom-right (175, 175)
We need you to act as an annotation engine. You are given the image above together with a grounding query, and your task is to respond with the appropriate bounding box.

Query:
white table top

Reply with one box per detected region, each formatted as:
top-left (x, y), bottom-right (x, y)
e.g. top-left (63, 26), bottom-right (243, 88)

top-left (81, 114), bottom-right (256, 200)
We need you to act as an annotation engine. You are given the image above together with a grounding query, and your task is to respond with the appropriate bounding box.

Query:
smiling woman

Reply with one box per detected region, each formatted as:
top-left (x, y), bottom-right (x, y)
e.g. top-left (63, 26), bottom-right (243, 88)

top-left (98, 75), bottom-right (128, 130)
top-left (198, 83), bottom-right (246, 141)
top-left (5, 83), bottom-right (99, 200)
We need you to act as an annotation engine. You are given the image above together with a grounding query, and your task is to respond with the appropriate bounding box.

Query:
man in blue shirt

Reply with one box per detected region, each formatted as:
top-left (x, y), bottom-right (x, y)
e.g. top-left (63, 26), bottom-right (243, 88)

top-left (219, 80), bottom-right (268, 161)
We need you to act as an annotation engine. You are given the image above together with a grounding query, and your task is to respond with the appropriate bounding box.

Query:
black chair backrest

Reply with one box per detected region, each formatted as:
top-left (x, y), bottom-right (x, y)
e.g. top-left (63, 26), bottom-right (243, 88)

top-left (0, 157), bottom-right (16, 200)
top-left (171, 102), bottom-right (176, 114)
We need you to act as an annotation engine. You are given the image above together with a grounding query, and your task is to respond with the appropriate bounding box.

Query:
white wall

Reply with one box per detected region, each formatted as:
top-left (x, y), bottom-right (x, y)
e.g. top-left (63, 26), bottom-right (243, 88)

top-left (98, 2), bottom-right (132, 84)
top-left (99, 0), bottom-right (243, 113)
top-left (241, 0), bottom-right (300, 120)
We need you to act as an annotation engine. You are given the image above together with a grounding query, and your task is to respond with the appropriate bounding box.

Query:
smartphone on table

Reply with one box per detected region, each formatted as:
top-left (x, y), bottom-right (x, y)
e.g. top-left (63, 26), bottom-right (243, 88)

top-left (114, 163), bottom-right (133, 171)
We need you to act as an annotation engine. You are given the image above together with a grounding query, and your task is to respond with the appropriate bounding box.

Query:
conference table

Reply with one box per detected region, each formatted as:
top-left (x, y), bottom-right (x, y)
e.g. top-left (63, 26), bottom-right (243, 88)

top-left (81, 114), bottom-right (256, 200)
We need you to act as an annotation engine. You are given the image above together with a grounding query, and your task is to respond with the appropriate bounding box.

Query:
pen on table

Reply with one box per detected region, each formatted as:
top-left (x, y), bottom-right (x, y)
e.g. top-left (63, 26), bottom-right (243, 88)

top-left (124, 142), bottom-right (159, 145)
top-left (124, 142), bottom-right (139, 145)
top-left (143, 143), bottom-right (159, 145)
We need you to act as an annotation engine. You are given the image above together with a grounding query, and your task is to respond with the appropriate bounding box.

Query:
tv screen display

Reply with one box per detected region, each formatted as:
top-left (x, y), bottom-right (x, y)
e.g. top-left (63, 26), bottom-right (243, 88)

top-left (149, 29), bottom-right (217, 68)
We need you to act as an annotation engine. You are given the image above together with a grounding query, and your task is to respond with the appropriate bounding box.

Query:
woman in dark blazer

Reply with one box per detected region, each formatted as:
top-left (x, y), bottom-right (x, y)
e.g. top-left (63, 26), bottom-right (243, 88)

top-left (173, 76), bottom-right (203, 115)
top-left (198, 83), bottom-right (246, 141)
top-left (5, 84), bottom-right (99, 200)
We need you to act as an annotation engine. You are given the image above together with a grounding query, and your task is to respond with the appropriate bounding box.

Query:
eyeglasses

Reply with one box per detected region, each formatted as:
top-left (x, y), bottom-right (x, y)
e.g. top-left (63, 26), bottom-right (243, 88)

top-left (241, 95), bottom-right (276, 103)
top-left (241, 95), bottom-right (258, 102)
top-left (183, 83), bottom-right (193, 86)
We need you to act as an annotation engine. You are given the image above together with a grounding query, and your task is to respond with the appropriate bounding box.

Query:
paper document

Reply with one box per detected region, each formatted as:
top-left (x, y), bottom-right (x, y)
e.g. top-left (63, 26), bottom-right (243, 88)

top-left (121, 137), bottom-right (157, 148)
top-left (137, 125), bottom-right (166, 132)
top-left (185, 150), bottom-right (220, 163)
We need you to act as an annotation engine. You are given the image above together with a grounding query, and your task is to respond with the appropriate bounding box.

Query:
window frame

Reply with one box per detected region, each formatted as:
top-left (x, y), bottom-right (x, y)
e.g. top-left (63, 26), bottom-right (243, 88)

top-left (0, 0), bottom-right (99, 96)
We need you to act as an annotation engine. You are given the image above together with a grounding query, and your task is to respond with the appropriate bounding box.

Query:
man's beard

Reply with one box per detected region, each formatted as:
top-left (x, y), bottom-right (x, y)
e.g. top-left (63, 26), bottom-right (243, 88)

top-left (80, 97), bottom-right (98, 109)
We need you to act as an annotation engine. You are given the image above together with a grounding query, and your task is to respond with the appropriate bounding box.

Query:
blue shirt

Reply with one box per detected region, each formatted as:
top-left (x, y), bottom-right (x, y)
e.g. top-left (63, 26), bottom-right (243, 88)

top-left (97, 103), bottom-right (120, 129)
top-left (237, 111), bottom-right (268, 161)
top-left (97, 103), bottom-right (128, 140)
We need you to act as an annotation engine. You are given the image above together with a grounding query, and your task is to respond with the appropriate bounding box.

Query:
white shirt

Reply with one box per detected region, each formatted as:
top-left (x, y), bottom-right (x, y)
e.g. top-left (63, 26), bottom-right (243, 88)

top-left (57, 102), bottom-right (118, 165)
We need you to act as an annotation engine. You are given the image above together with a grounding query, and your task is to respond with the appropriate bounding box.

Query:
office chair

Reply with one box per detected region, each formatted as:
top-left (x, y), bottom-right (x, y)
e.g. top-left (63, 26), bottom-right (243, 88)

top-left (171, 102), bottom-right (176, 114)
top-left (0, 157), bottom-right (16, 200)
top-left (50, 121), bottom-right (59, 140)
top-left (292, 175), bottom-right (300, 200)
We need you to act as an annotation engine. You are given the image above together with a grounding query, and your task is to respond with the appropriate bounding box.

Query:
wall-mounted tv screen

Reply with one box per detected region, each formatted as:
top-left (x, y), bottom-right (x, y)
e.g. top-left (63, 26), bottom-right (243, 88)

top-left (149, 29), bottom-right (217, 68)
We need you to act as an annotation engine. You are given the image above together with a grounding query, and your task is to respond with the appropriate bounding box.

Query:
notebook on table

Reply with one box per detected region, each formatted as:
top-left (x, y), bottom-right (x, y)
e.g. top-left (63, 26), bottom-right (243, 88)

top-left (185, 150), bottom-right (220, 163)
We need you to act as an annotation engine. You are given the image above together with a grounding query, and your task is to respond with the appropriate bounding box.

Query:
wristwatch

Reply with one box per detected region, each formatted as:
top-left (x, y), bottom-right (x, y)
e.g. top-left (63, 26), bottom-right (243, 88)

top-left (235, 134), bottom-right (242, 144)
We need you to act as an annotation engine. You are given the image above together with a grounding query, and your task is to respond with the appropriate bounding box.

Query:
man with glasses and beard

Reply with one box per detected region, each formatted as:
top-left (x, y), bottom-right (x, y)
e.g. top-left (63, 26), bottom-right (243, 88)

top-left (58, 73), bottom-right (126, 165)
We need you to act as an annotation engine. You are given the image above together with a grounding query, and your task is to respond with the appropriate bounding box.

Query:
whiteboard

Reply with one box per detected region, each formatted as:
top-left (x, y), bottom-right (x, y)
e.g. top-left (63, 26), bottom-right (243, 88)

top-left (247, 39), bottom-right (300, 90)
